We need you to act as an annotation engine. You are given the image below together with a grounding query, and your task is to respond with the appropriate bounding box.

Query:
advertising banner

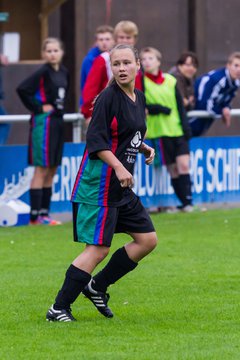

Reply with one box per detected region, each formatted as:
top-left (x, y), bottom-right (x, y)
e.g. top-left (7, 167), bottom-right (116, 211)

top-left (1, 137), bottom-right (240, 216)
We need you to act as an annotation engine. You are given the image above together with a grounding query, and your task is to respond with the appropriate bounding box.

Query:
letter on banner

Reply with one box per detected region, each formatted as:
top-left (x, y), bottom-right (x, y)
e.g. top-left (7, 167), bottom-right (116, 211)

top-left (206, 148), bottom-right (215, 193)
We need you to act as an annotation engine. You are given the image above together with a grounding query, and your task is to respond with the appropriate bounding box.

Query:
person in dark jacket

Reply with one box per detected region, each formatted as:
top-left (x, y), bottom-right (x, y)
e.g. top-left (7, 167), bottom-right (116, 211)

top-left (169, 51), bottom-right (199, 111)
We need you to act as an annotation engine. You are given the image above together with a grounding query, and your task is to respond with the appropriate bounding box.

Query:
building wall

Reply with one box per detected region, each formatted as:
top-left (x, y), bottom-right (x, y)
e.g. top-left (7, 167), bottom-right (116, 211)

top-left (0, 0), bottom-right (41, 60)
top-left (2, 0), bottom-right (240, 143)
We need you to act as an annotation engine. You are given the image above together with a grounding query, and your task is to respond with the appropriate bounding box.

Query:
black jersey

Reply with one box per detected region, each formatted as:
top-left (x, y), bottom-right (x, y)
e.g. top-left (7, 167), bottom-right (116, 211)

top-left (16, 63), bottom-right (69, 115)
top-left (71, 82), bottom-right (146, 207)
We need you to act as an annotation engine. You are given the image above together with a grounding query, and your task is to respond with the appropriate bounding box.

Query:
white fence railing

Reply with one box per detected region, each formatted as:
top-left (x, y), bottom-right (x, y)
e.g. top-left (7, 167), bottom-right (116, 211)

top-left (1, 110), bottom-right (240, 143)
top-left (0, 113), bottom-right (84, 143)
top-left (187, 109), bottom-right (240, 118)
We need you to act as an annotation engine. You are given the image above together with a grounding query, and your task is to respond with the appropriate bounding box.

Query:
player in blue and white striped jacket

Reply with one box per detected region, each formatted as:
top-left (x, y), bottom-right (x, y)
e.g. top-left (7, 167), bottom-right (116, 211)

top-left (189, 52), bottom-right (240, 136)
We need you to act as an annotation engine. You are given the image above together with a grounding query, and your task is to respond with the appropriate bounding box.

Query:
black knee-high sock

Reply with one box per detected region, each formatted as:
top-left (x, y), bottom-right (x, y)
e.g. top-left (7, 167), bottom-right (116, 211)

top-left (54, 264), bottom-right (91, 310)
top-left (171, 178), bottom-right (185, 205)
top-left (40, 187), bottom-right (52, 216)
top-left (178, 174), bottom-right (193, 206)
top-left (30, 188), bottom-right (42, 221)
top-left (93, 247), bottom-right (138, 293)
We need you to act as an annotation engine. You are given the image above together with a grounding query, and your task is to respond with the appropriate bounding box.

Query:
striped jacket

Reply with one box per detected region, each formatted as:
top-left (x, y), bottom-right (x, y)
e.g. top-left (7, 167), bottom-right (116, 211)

top-left (195, 67), bottom-right (240, 116)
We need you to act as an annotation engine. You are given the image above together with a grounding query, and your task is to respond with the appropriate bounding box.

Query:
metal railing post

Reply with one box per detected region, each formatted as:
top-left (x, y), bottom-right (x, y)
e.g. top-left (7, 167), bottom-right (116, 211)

top-left (72, 118), bottom-right (82, 143)
top-left (63, 113), bottom-right (84, 143)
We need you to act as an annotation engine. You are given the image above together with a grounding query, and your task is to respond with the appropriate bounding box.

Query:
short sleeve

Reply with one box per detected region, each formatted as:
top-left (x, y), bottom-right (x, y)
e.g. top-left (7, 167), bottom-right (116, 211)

top-left (86, 87), bottom-right (114, 158)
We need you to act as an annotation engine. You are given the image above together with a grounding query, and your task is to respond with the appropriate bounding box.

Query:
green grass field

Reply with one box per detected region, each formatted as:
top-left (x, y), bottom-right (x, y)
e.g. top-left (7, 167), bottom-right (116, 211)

top-left (1, 208), bottom-right (240, 360)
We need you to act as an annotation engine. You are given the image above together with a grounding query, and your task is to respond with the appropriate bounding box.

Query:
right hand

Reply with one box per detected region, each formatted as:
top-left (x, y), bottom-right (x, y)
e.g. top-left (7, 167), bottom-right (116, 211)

top-left (115, 165), bottom-right (134, 188)
top-left (42, 104), bottom-right (54, 113)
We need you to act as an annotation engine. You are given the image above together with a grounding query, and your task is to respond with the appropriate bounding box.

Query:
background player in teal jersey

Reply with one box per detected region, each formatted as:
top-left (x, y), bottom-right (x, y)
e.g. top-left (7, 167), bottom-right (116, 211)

top-left (17, 38), bottom-right (69, 225)
top-left (46, 44), bottom-right (157, 322)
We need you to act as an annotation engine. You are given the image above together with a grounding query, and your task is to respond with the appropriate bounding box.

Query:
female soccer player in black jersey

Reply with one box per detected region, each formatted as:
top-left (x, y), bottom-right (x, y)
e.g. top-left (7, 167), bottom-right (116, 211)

top-left (17, 38), bottom-right (69, 225)
top-left (46, 44), bottom-right (157, 322)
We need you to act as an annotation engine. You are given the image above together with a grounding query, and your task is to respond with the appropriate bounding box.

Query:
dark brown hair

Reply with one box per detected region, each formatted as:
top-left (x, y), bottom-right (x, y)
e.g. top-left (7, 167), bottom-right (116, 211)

top-left (176, 51), bottom-right (199, 68)
top-left (95, 25), bottom-right (114, 36)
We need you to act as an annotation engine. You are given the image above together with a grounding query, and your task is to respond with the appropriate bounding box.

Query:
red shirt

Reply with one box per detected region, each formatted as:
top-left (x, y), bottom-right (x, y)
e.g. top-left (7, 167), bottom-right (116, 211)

top-left (135, 70), bottom-right (165, 91)
top-left (81, 52), bottom-right (112, 118)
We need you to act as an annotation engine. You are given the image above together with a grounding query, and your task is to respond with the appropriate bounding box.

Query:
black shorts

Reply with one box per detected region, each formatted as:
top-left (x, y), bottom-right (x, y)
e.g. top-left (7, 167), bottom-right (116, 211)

top-left (160, 136), bottom-right (190, 165)
top-left (72, 194), bottom-right (155, 247)
top-left (28, 113), bottom-right (64, 167)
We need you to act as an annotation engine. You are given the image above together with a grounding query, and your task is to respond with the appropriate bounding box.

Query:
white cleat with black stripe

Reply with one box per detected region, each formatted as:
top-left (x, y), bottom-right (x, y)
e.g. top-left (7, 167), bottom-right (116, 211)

top-left (46, 305), bottom-right (76, 322)
top-left (82, 279), bottom-right (113, 318)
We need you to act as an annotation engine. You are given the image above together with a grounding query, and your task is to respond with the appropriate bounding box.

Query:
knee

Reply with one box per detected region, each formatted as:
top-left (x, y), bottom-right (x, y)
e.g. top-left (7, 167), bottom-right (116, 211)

top-left (150, 233), bottom-right (158, 250)
top-left (34, 167), bottom-right (47, 180)
top-left (167, 164), bottom-right (178, 178)
top-left (145, 233), bottom-right (158, 252)
top-left (94, 246), bottom-right (110, 263)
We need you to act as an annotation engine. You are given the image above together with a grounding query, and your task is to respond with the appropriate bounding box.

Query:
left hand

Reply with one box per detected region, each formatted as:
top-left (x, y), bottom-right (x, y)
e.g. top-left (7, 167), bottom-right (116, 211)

top-left (140, 143), bottom-right (155, 165)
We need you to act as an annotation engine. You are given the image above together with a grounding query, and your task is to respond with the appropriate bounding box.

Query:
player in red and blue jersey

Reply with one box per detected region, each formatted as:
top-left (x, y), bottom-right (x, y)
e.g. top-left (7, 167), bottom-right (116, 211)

top-left (17, 37), bottom-right (69, 225)
top-left (46, 44), bottom-right (157, 322)
top-left (79, 25), bottom-right (114, 107)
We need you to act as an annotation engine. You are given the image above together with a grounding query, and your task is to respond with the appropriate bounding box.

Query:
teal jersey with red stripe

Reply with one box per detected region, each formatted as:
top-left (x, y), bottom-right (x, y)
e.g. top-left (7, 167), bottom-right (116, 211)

top-left (71, 82), bottom-right (146, 207)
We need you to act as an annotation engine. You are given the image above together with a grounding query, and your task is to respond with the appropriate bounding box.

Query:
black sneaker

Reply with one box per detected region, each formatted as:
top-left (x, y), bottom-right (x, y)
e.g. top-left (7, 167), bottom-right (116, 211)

top-left (82, 280), bottom-right (113, 318)
top-left (46, 305), bottom-right (76, 322)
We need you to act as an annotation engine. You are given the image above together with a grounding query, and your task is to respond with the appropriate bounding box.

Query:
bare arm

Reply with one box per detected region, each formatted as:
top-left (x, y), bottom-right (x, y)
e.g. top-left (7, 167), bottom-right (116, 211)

top-left (97, 150), bottom-right (134, 188)
top-left (222, 107), bottom-right (231, 127)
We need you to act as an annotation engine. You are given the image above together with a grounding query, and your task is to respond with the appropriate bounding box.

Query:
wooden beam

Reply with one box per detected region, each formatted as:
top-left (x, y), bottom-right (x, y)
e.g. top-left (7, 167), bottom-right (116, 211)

top-left (40, 0), bottom-right (68, 44)
top-left (40, 0), bottom-right (48, 45)
top-left (41, 0), bottom-right (67, 17)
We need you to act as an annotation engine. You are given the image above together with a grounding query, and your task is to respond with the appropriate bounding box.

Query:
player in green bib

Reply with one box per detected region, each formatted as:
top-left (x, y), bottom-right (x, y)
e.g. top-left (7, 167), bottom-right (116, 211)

top-left (136, 46), bottom-right (193, 213)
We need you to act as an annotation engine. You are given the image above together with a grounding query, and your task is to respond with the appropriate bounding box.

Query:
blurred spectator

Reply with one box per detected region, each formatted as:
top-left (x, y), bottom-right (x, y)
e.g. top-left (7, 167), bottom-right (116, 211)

top-left (79, 25), bottom-right (114, 107)
top-left (81, 20), bottom-right (139, 124)
top-left (169, 51), bottom-right (199, 111)
top-left (17, 38), bottom-right (69, 225)
top-left (0, 54), bottom-right (10, 145)
top-left (136, 47), bottom-right (193, 212)
top-left (190, 51), bottom-right (240, 136)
